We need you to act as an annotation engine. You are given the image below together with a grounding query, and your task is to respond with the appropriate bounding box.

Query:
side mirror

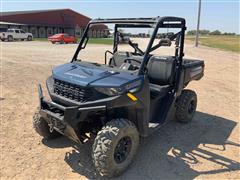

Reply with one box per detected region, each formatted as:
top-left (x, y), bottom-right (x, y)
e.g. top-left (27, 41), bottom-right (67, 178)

top-left (159, 38), bottom-right (171, 46)
top-left (119, 35), bottom-right (130, 43)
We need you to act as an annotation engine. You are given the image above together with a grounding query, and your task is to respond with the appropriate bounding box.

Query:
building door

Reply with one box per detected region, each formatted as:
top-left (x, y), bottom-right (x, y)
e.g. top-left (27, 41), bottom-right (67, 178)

top-left (38, 27), bottom-right (46, 38)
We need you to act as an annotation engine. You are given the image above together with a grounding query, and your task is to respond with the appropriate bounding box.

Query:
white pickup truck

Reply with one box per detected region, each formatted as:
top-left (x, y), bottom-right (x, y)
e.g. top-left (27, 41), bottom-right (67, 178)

top-left (0, 29), bottom-right (33, 41)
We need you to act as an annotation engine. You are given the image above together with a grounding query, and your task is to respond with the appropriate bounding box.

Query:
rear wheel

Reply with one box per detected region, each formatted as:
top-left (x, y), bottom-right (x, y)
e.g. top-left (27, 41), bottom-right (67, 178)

top-left (92, 119), bottom-right (139, 177)
top-left (175, 89), bottom-right (197, 123)
top-left (27, 36), bottom-right (32, 41)
top-left (60, 40), bottom-right (64, 44)
top-left (33, 108), bottom-right (61, 139)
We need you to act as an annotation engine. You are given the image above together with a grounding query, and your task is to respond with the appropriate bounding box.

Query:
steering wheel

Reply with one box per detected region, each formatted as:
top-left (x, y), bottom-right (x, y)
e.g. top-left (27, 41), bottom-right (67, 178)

top-left (124, 58), bottom-right (142, 65)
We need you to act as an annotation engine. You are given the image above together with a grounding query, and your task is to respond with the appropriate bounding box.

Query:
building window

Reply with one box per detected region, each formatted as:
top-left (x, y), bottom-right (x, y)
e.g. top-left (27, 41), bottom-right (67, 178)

top-left (100, 31), bottom-right (104, 37)
top-left (97, 30), bottom-right (100, 38)
top-left (93, 30), bottom-right (96, 37)
top-left (88, 30), bottom-right (92, 37)
top-left (22, 27), bottom-right (28, 33)
top-left (40, 29), bottom-right (44, 35)
top-left (39, 27), bottom-right (46, 37)
top-left (31, 29), bottom-right (36, 34)
top-left (29, 27), bottom-right (38, 37)
top-left (47, 29), bottom-right (52, 35)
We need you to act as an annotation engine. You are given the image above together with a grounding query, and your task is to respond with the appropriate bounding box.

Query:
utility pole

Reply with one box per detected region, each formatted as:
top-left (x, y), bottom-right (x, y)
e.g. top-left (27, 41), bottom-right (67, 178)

top-left (195, 0), bottom-right (202, 47)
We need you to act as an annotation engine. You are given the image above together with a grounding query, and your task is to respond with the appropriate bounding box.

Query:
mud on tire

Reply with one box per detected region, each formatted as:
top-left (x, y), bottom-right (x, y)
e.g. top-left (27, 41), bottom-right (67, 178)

top-left (175, 89), bottom-right (197, 123)
top-left (92, 118), bottom-right (139, 177)
top-left (33, 108), bottom-right (61, 139)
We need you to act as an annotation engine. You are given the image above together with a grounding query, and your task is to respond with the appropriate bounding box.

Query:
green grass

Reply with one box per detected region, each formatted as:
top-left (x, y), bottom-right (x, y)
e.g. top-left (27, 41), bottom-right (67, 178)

top-left (88, 38), bottom-right (113, 45)
top-left (34, 38), bottom-right (48, 41)
top-left (186, 35), bottom-right (240, 53)
top-left (34, 37), bottom-right (113, 45)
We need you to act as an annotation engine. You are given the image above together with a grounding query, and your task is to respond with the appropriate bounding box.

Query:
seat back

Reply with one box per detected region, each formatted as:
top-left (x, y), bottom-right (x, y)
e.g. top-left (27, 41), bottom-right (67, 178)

top-left (147, 56), bottom-right (175, 85)
top-left (109, 51), bottom-right (143, 67)
top-left (109, 51), bottom-right (129, 67)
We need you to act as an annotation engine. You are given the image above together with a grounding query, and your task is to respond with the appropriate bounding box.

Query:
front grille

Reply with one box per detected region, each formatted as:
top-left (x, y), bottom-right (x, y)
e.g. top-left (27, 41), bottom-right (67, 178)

top-left (53, 79), bottom-right (94, 102)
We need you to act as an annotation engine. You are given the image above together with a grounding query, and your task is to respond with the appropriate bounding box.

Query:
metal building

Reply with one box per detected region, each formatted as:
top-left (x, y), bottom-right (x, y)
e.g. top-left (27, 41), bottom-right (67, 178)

top-left (0, 9), bottom-right (109, 38)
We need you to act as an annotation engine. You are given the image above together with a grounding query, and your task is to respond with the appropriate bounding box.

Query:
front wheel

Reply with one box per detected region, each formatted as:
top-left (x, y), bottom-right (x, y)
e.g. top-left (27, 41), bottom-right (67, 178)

top-left (33, 108), bottom-right (61, 139)
top-left (7, 36), bottom-right (13, 42)
top-left (92, 119), bottom-right (139, 177)
top-left (175, 89), bottom-right (197, 123)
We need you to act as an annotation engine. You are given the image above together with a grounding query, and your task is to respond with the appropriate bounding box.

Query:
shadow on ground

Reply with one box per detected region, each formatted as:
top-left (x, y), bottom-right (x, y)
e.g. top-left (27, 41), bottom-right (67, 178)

top-left (43, 112), bottom-right (240, 179)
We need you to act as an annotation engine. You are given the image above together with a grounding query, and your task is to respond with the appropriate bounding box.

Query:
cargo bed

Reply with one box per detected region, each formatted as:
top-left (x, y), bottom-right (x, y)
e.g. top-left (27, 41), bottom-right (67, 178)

top-left (182, 58), bottom-right (204, 86)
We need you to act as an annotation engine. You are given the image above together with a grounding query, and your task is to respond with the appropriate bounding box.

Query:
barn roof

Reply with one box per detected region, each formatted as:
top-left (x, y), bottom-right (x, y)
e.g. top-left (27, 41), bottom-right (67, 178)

top-left (0, 9), bottom-right (107, 30)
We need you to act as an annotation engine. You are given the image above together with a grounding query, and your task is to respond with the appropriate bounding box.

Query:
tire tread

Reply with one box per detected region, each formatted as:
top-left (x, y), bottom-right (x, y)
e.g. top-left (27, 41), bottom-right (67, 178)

top-left (175, 89), bottom-right (197, 123)
top-left (92, 118), bottom-right (138, 177)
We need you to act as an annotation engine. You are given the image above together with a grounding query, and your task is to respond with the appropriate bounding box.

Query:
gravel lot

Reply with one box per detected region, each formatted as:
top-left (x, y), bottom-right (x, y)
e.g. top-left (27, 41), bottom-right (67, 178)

top-left (1, 40), bottom-right (239, 179)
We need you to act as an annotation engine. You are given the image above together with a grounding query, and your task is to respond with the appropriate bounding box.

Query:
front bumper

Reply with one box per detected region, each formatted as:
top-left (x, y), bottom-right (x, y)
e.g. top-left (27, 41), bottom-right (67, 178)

top-left (38, 84), bottom-right (106, 143)
top-left (38, 84), bottom-right (138, 143)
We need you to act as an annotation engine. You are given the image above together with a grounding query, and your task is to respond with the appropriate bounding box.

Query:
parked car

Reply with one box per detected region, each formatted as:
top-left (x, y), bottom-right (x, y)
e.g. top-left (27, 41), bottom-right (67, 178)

top-left (0, 29), bottom-right (33, 41)
top-left (33, 17), bottom-right (204, 177)
top-left (48, 33), bottom-right (77, 44)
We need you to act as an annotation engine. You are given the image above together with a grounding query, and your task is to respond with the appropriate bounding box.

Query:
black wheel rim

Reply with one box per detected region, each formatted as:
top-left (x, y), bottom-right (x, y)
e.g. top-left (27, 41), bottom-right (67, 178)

top-left (188, 100), bottom-right (196, 114)
top-left (114, 136), bottom-right (132, 164)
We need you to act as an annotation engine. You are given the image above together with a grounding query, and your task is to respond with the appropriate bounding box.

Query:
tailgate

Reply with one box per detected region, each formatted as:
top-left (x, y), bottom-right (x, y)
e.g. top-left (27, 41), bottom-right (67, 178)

top-left (182, 58), bottom-right (204, 85)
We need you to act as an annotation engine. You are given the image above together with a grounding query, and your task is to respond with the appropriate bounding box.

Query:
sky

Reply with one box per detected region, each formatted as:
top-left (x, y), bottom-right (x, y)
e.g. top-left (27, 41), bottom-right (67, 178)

top-left (1, 0), bottom-right (239, 33)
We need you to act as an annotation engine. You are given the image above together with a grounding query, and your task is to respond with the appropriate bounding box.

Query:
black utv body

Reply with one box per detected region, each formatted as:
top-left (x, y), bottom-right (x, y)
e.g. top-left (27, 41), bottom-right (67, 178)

top-left (33, 16), bottom-right (204, 177)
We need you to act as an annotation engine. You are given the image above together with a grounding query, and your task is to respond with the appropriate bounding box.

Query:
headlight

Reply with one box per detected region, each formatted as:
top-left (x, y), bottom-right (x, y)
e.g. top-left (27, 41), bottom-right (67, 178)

top-left (95, 79), bottom-right (142, 96)
top-left (95, 87), bottom-right (124, 96)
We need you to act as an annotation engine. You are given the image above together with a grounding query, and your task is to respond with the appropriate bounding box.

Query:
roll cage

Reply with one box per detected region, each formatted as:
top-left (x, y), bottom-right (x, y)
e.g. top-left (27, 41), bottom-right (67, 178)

top-left (72, 16), bottom-right (186, 76)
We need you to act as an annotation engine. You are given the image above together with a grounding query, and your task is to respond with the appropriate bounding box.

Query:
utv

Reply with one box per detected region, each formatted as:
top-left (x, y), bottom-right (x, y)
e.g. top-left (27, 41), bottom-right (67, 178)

top-left (33, 16), bottom-right (204, 177)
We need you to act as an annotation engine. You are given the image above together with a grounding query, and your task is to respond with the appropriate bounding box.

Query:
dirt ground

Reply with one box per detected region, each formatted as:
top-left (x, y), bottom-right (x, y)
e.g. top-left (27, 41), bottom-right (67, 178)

top-left (0, 40), bottom-right (239, 179)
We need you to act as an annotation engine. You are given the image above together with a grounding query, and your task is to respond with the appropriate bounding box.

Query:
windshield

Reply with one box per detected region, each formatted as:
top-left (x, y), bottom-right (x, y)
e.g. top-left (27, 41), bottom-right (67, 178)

top-left (72, 18), bottom-right (185, 75)
top-left (51, 34), bottom-right (63, 37)
top-left (75, 25), bottom-right (152, 64)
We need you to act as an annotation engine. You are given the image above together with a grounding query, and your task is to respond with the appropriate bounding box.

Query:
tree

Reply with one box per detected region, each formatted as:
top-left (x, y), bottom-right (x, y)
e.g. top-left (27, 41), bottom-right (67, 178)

top-left (187, 29), bottom-right (210, 35)
top-left (210, 30), bottom-right (221, 35)
top-left (200, 29), bottom-right (210, 35)
top-left (223, 32), bottom-right (236, 35)
top-left (187, 30), bottom-right (197, 35)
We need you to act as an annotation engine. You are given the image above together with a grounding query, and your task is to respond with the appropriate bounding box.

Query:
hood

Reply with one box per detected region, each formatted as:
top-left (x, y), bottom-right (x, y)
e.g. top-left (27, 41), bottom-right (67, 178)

top-left (52, 62), bottom-right (141, 87)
